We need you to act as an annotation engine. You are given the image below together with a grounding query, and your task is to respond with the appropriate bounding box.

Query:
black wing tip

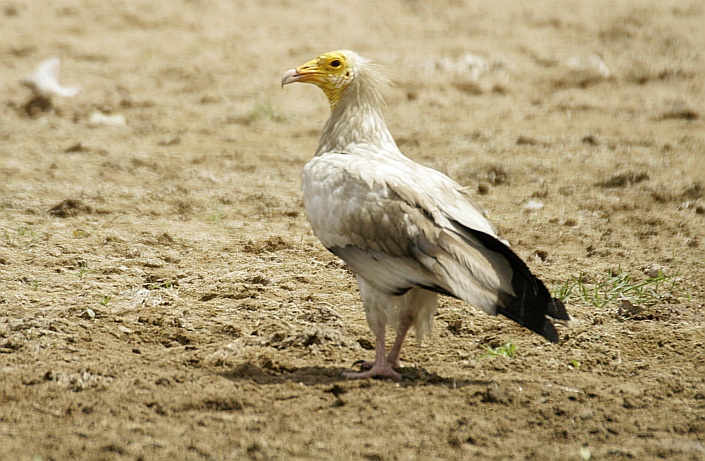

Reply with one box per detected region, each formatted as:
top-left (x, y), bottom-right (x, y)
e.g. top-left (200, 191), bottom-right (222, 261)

top-left (541, 320), bottom-right (560, 343)
top-left (547, 297), bottom-right (571, 321)
top-left (498, 297), bottom-right (568, 343)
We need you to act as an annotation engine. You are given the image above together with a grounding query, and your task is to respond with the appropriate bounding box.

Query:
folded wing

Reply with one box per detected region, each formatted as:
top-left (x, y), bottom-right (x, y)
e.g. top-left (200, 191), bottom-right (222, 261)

top-left (303, 150), bottom-right (570, 343)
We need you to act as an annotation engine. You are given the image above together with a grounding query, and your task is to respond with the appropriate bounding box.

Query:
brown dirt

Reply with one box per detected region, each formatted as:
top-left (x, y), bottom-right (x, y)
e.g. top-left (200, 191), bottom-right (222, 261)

top-left (1, 1), bottom-right (704, 460)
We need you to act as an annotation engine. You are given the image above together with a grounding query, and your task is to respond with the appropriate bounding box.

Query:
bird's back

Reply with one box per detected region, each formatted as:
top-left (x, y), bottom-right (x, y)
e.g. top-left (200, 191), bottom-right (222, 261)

top-left (303, 146), bottom-right (570, 342)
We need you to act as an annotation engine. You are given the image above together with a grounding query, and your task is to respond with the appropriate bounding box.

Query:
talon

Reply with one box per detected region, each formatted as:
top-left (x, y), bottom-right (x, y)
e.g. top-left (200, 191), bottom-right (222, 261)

top-left (350, 359), bottom-right (373, 371)
top-left (342, 367), bottom-right (402, 381)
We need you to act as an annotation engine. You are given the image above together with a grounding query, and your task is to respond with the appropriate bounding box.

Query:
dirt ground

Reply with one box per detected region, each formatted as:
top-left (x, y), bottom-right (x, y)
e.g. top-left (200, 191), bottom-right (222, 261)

top-left (1, 0), bottom-right (704, 460)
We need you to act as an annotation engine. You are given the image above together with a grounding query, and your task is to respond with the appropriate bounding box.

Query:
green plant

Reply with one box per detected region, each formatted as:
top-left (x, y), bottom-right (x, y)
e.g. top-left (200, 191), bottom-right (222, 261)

top-left (17, 226), bottom-right (34, 237)
top-left (482, 341), bottom-right (517, 359)
top-left (2, 226), bottom-right (37, 248)
top-left (570, 360), bottom-right (582, 371)
top-left (208, 203), bottom-right (223, 223)
top-left (2, 228), bottom-right (14, 246)
top-left (553, 267), bottom-right (680, 309)
top-left (99, 294), bottom-right (112, 306)
top-left (77, 261), bottom-right (92, 279)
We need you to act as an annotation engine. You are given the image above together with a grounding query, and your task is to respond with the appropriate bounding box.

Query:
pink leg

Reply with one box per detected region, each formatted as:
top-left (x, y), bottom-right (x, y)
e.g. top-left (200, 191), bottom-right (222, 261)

top-left (386, 313), bottom-right (414, 368)
top-left (342, 331), bottom-right (401, 381)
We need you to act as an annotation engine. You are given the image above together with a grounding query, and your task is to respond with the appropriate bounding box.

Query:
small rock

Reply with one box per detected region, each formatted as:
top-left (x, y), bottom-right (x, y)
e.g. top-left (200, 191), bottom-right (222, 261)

top-left (618, 299), bottom-right (644, 316)
top-left (482, 385), bottom-right (512, 405)
top-left (643, 264), bottom-right (667, 279)
top-left (88, 111), bottom-right (126, 127)
top-left (524, 200), bottom-right (544, 211)
top-left (566, 54), bottom-right (611, 80)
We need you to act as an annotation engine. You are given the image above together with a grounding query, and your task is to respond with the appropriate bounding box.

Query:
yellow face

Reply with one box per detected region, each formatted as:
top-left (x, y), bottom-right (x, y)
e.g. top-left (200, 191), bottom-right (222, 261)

top-left (281, 51), bottom-right (354, 108)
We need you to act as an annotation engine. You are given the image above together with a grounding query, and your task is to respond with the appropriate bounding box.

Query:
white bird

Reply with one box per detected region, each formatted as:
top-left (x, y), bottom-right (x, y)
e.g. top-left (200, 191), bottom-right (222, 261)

top-left (282, 50), bottom-right (571, 381)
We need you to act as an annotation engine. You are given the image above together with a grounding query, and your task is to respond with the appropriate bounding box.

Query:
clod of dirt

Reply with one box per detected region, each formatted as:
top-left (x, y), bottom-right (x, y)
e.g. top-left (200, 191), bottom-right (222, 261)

top-left (63, 142), bottom-right (90, 153)
top-left (481, 385), bottom-right (513, 405)
top-left (483, 164), bottom-right (510, 186)
top-left (3, 3), bottom-right (19, 16)
top-left (200, 293), bottom-right (218, 302)
top-left (658, 104), bottom-right (699, 121)
top-left (558, 186), bottom-right (575, 196)
top-left (596, 171), bottom-right (649, 188)
top-left (270, 326), bottom-right (349, 349)
top-left (617, 299), bottom-right (644, 316)
top-left (325, 384), bottom-right (348, 398)
top-left (243, 235), bottom-right (293, 254)
top-left (682, 182), bottom-right (703, 199)
top-left (582, 134), bottom-right (600, 145)
top-left (516, 135), bottom-right (550, 146)
top-left (298, 304), bottom-right (343, 324)
top-left (533, 249), bottom-right (549, 262)
top-left (157, 232), bottom-right (175, 245)
top-left (452, 80), bottom-right (484, 95)
top-left (643, 264), bottom-right (667, 278)
top-left (23, 95), bottom-right (53, 117)
top-left (47, 199), bottom-right (93, 218)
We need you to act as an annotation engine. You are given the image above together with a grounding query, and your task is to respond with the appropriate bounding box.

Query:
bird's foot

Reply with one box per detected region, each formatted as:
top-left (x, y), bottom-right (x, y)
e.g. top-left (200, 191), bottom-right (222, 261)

top-left (350, 357), bottom-right (402, 371)
top-left (342, 362), bottom-right (401, 381)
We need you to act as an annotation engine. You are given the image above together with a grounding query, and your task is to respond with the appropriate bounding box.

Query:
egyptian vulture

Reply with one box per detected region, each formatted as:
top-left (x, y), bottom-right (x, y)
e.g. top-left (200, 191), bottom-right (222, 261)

top-left (282, 50), bottom-right (571, 381)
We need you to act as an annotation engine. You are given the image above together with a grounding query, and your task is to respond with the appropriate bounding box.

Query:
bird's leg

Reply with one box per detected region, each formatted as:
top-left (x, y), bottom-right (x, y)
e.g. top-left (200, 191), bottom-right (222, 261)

top-left (386, 312), bottom-right (414, 368)
top-left (342, 330), bottom-right (401, 381)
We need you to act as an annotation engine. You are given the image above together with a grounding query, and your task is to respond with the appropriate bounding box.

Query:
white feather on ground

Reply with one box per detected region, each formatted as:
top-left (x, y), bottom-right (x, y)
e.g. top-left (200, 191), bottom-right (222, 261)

top-left (20, 57), bottom-right (80, 98)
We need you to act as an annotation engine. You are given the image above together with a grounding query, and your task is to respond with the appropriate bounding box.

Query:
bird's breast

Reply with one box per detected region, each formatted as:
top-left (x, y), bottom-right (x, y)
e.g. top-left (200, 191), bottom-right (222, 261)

top-left (301, 154), bottom-right (402, 253)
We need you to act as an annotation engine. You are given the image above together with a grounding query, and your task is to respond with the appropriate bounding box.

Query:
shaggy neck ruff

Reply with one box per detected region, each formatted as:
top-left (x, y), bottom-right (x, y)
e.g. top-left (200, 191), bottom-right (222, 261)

top-left (316, 60), bottom-right (403, 160)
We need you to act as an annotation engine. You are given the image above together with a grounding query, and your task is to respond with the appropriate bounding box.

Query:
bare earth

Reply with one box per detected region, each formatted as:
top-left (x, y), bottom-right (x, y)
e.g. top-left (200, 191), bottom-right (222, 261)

top-left (1, 1), bottom-right (704, 460)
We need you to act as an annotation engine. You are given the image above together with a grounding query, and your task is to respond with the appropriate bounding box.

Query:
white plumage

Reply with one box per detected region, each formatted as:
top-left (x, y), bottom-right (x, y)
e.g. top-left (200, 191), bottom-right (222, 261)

top-left (283, 50), bottom-right (571, 380)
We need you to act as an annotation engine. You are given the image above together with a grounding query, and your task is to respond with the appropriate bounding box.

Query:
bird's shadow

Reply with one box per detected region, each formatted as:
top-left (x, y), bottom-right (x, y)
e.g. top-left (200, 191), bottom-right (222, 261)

top-left (218, 362), bottom-right (491, 389)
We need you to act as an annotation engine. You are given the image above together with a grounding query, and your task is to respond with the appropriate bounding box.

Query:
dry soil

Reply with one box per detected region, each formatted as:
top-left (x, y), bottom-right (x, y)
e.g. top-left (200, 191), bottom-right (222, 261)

top-left (1, 1), bottom-right (704, 460)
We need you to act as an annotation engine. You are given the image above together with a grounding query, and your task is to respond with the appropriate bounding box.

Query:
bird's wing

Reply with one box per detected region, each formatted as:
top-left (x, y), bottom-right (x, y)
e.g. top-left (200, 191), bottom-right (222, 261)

top-left (302, 150), bottom-right (518, 313)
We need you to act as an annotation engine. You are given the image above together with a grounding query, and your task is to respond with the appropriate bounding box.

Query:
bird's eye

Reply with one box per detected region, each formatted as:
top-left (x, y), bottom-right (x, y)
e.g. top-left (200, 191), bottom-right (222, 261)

top-left (330, 59), bottom-right (341, 68)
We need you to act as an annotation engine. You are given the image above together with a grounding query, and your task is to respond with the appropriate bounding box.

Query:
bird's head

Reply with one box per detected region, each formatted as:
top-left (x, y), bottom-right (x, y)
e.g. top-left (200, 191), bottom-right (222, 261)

top-left (282, 50), bottom-right (366, 110)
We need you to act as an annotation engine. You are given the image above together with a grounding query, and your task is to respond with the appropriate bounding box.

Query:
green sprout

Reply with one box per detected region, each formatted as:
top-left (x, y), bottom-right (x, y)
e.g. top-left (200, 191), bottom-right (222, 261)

top-left (482, 341), bottom-right (517, 359)
top-left (77, 261), bottom-right (92, 279)
top-left (3, 226), bottom-right (37, 248)
top-left (553, 267), bottom-right (680, 309)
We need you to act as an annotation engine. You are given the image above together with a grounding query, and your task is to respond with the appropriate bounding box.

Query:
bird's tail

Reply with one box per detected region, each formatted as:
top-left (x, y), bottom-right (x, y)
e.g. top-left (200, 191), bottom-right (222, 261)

top-left (463, 229), bottom-right (572, 343)
top-left (499, 292), bottom-right (569, 343)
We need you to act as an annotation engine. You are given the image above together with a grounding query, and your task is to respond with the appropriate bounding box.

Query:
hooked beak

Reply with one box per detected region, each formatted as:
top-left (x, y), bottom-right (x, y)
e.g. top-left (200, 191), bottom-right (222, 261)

top-left (281, 59), bottom-right (320, 88)
top-left (281, 68), bottom-right (301, 87)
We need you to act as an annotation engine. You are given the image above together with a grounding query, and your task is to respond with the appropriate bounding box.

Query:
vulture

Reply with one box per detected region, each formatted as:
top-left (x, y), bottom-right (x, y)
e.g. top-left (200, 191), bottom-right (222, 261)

top-left (282, 50), bottom-right (571, 381)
